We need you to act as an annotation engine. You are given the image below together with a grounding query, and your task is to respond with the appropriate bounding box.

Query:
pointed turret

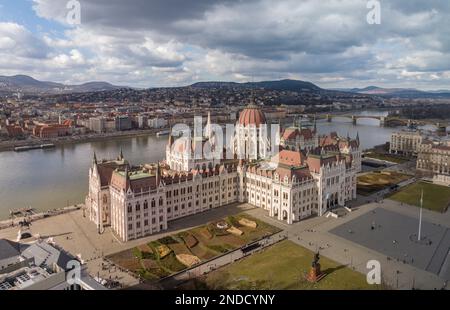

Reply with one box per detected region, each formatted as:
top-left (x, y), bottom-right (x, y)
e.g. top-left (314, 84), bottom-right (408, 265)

top-left (313, 115), bottom-right (317, 133)
top-left (124, 165), bottom-right (130, 191)
top-left (119, 147), bottom-right (124, 160)
top-left (356, 131), bottom-right (360, 146)
top-left (168, 132), bottom-right (174, 146)
top-left (93, 152), bottom-right (98, 165)
top-left (156, 162), bottom-right (161, 186)
top-left (205, 111), bottom-right (212, 139)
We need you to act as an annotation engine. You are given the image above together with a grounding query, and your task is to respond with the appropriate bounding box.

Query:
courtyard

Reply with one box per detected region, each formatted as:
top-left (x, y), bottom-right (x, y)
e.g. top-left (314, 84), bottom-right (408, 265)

top-left (388, 181), bottom-right (450, 213)
top-left (107, 213), bottom-right (281, 281)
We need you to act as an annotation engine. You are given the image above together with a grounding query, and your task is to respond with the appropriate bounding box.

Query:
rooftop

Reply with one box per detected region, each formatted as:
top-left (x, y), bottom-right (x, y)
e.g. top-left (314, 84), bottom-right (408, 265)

top-left (116, 169), bottom-right (154, 180)
top-left (0, 239), bottom-right (21, 260)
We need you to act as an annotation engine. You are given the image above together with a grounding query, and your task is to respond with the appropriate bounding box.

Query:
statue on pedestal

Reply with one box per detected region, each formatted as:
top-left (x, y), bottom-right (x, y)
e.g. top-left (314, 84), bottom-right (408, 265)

top-left (306, 252), bottom-right (325, 282)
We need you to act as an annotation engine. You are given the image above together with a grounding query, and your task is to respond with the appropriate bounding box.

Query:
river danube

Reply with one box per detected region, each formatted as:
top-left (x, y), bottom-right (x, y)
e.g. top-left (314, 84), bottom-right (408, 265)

top-left (0, 111), bottom-right (435, 219)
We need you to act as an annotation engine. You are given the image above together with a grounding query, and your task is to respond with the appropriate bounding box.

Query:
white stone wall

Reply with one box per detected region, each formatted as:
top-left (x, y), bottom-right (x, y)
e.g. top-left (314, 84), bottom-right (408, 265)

top-left (282, 135), bottom-right (319, 152)
top-left (235, 124), bottom-right (270, 160)
top-left (105, 170), bottom-right (239, 242)
top-left (390, 131), bottom-right (423, 155)
top-left (312, 160), bottom-right (356, 216)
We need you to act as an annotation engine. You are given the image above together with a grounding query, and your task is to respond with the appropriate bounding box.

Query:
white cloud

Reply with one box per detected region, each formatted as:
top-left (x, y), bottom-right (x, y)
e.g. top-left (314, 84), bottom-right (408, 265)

top-left (52, 49), bottom-right (86, 68)
top-left (0, 0), bottom-right (448, 89)
top-left (0, 22), bottom-right (49, 58)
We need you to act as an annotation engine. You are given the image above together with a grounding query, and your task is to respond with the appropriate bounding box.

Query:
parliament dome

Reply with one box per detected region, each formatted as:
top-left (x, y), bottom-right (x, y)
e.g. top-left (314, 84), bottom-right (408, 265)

top-left (238, 106), bottom-right (266, 127)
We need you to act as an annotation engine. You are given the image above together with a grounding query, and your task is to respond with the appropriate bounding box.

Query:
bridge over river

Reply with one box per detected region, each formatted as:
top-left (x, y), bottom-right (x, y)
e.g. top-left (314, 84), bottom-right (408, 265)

top-left (300, 113), bottom-right (448, 129)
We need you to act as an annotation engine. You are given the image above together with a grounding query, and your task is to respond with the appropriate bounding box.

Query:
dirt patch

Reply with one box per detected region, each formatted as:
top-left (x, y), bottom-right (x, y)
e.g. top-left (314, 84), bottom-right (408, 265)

top-left (239, 218), bottom-right (257, 229)
top-left (141, 259), bottom-right (159, 270)
top-left (169, 242), bottom-right (192, 255)
top-left (182, 234), bottom-right (199, 248)
top-left (176, 254), bottom-right (201, 267)
top-left (137, 244), bottom-right (153, 253)
top-left (156, 244), bottom-right (172, 259)
top-left (227, 226), bottom-right (243, 236)
top-left (198, 227), bottom-right (213, 239)
top-left (107, 250), bottom-right (143, 272)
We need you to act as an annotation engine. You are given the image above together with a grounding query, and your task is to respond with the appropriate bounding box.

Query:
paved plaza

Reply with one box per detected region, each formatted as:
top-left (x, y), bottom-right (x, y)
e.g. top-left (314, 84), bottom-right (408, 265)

top-left (244, 198), bottom-right (450, 290)
top-left (330, 207), bottom-right (450, 278)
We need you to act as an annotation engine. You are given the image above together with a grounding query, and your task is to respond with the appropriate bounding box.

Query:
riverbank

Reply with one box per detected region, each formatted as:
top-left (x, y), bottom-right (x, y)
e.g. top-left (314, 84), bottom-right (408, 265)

top-left (0, 204), bottom-right (82, 230)
top-left (0, 128), bottom-right (168, 152)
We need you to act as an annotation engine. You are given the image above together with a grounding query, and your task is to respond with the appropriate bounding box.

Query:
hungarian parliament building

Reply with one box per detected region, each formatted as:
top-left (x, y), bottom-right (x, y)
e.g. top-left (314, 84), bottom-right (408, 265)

top-left (85, 105), bottom-right (361, 242)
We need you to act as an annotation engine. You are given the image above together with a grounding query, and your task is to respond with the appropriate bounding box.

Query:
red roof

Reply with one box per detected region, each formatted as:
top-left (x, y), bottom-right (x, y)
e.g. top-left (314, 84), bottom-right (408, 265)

top-left (272, 150), bottom-right (306, 166)
top-left (6, 125), bottom-right (23, 137)
top-left (282, 128), bottom-right (313, 140)
top-left (63, 119), bottom-right (74, 126)
top-left (306, 155), bottom-right (338, 173)
top-left (238, 107), bottom-right (266, 127)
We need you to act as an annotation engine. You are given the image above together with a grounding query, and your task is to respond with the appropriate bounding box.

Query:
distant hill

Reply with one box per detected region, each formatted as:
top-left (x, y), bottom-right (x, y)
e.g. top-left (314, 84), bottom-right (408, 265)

top-left (2, 75), bottom-right (449, 99)
top-left (189, 81), bottom-right (241, 89)
top-left (338, 85), bottom-right (450, 99)
top-left (0, 75), bottom-right (63, 91)
top-left (190, 79), bottom-right (322, 92)
top-left (0, 75), bottom-right (125, 94)
top-left (67, 81), bottom-right (123, 93)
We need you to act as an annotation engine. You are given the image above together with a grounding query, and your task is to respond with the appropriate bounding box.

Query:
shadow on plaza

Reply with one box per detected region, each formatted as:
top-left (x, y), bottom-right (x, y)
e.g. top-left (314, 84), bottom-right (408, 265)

top-left (39, 232), bottom-right (73, 239)
top-left (322, 264), bottom-right (347, 275)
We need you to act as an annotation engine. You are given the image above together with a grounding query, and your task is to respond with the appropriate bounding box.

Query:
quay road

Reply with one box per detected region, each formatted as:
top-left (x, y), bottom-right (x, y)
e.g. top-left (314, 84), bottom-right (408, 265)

top-left (0, 127), bottom-right (167, 152)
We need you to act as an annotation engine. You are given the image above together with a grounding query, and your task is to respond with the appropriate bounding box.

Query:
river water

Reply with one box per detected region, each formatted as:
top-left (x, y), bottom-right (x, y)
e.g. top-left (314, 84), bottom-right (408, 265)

top-left (0, 110), bottom-right (442, 219)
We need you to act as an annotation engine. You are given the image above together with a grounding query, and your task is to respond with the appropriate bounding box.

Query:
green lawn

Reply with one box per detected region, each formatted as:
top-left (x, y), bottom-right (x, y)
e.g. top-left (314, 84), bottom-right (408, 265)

top-left (357, 171), bottom-right (411, 196)
top-left (364, 152), bottom-right (409, 164)
top-left (388, 181), bottom-right (450, 213)
top-left (190, 240), bottom-right (383, 290)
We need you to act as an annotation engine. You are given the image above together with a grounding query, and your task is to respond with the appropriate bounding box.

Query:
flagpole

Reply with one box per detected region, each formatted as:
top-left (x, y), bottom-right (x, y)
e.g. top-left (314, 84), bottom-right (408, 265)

top-left (418, 189), bottom-right (423, 241)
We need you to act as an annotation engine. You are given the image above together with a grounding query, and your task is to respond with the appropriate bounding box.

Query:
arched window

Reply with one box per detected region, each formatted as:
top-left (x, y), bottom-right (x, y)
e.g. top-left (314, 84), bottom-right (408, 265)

top-left (143, 200), bottom-right (148, 210)
top-left (151, 199), bottom-right (156, 208)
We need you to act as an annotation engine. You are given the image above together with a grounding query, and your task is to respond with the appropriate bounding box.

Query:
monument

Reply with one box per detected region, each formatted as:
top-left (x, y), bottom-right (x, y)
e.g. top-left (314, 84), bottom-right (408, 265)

top-left (306, 252), bottom-right (326, 282)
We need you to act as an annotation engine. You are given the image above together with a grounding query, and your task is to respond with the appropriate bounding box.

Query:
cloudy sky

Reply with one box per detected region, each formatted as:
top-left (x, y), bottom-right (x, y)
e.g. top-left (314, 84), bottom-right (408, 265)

top-left (0, 0), bottom-right (449, 89)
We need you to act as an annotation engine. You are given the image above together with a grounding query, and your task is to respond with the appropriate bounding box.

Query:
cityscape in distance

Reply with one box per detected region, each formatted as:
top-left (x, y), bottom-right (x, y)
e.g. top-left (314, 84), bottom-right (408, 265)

top-left (0, 0), bottom-right (449, 304)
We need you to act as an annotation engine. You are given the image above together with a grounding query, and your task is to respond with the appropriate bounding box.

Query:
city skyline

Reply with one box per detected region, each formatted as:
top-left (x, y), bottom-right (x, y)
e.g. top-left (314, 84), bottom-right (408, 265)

top-left (0, 0), bottom-right (450, 90)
